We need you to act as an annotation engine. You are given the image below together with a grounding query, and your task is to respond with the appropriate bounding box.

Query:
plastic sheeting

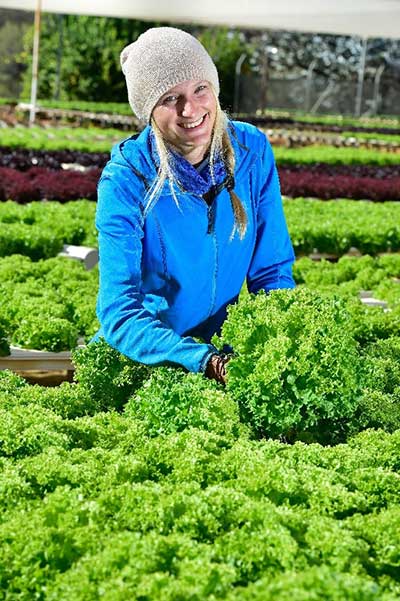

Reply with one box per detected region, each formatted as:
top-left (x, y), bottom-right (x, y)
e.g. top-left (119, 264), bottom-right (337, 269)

top-left (0, 0), bottom-right (399, 39)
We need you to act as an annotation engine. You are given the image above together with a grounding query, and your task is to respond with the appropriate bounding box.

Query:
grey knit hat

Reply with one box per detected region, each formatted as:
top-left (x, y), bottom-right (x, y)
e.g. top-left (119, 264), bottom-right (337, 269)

top-left (120, 27), bottom-right (220, 123)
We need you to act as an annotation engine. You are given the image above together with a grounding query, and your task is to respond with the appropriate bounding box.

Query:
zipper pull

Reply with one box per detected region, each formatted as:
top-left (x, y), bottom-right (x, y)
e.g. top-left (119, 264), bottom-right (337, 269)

top-left (207, 205), bottom-right (214, 234)
top-left (207, 206), bottom-right (213, 234)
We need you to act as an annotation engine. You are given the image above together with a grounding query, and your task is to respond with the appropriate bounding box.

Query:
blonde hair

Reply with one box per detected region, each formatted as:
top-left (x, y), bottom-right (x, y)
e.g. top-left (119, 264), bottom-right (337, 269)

top-left (147, 95), bottom-right (247, 239)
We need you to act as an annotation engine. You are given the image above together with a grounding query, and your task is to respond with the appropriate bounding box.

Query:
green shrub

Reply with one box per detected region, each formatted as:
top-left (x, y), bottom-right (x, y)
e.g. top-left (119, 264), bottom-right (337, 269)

top-left (0, 369), bottom-right (28, 393)
top-left (356, 337), bottom-right (400, 432)
top-left (0, 320), bottom-right (9, 356)
top-left (226, 566), bottom-right (396, 601)
top-left (3, 381), bottom-right (96, 420)
top-left (0, 404), bottom-right (70, 459)
top-left (0, 222), bottom-right (65, 260)
top-left (215, 288), bottom-right (363, 442)
top-left (125, 367), bottom-right (246, 439)
top-left (72, 338), bottom-right (149, 411)
top-left (0, 254), bottom-right (98, 351)
top-left (13, 315), bottom-right (79, 351)
top-left (347, 301), bottom-right (400, 346)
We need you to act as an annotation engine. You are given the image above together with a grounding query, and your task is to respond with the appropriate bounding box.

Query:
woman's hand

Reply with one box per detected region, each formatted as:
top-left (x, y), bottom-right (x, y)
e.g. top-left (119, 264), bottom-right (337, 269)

top-left (204, 354), bottom-right (230, 385)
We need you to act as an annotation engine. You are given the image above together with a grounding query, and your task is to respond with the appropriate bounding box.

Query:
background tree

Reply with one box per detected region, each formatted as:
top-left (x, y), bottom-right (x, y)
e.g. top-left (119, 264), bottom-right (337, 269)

top-left (0, 9), bottom-right (31, 98)
top-left (21, 15), bottom-right (158, 102)
top-left (19, 16), bottom-right (253, 111)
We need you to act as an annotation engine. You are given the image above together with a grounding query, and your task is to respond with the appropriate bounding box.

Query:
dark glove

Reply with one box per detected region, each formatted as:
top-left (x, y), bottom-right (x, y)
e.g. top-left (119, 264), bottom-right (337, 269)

top-left (204, 353), bottom-right (229, 385)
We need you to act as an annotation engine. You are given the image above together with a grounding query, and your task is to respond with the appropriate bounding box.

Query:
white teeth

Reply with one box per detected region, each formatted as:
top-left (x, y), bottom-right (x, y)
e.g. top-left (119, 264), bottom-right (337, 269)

top-left (181, 116), bottom-right (204, 129)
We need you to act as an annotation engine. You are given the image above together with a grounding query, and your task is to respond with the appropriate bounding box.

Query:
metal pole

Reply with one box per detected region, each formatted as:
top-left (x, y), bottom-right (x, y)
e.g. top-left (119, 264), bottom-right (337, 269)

top-left (233, 53), bottom-right (246, 114)
top-left (305, 59), bottom-right (317, 113)
top-left (355, 37), bottom-right (368, 118)
top-left (55, 14), bottom-right (64, 101)
top-left (370, 64), bottom-right (385, 116)
top-left (310, 80), bottom-right (335, 114)
top-left (259, 49), bottom-right (268, 112)
top-left (29, 0), bottom-right (42, 126)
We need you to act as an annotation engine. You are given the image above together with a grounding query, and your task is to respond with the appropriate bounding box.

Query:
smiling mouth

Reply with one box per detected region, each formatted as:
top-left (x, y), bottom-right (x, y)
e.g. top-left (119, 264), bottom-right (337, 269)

top-left (179, 114), bottom-right (207, 129)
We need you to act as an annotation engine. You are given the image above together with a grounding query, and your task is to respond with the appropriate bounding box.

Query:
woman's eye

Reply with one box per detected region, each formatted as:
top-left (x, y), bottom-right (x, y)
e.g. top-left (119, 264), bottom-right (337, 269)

top-left (163, 95), bottom-right (177, 104)
top-left (195, 85), bottom-right (207, 93)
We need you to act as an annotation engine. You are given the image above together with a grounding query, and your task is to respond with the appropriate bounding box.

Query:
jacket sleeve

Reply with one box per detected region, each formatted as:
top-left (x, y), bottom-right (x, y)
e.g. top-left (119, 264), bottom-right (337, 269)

top-left (95, 167), bottom-right (216, 373)
top-left (246, 133), bottom-right (296, 294)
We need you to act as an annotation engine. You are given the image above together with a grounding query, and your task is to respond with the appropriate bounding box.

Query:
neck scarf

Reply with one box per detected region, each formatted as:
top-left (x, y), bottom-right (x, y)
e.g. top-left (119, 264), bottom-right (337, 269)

top-left (150, 131), bottom-right (227, 197)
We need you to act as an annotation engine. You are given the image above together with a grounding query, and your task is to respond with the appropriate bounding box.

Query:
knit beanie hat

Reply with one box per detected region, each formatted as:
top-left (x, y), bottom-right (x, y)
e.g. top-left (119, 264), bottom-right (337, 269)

top-left (120, 27), bottom-right (220, 123)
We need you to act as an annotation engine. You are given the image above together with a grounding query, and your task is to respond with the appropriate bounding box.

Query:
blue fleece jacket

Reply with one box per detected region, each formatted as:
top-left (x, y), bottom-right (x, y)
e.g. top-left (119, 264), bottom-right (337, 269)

top-left (93, 120), bottom-right (295, 373)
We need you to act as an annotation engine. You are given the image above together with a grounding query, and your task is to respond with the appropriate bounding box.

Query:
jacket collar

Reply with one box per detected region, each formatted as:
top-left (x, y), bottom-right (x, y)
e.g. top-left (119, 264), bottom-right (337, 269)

top-left (116, 121), bottom-right (255, 190)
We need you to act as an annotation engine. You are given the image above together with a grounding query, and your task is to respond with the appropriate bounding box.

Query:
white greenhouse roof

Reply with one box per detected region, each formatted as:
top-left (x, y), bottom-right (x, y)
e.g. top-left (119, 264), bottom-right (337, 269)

top-left (0, 0), bottom-right (399, 39)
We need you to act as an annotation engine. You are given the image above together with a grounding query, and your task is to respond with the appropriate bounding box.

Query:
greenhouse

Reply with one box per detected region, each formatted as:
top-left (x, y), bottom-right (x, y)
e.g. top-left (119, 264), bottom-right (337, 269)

top-left (0, 3), bottom-right (399, 599)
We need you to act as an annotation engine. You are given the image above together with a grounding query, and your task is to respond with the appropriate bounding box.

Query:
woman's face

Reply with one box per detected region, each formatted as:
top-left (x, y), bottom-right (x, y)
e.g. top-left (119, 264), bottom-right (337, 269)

top-left (152, 79), bottom-right (217, 165)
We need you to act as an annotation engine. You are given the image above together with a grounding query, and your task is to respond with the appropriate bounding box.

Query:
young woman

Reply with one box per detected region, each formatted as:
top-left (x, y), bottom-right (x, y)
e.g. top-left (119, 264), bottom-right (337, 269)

top-left (93, 27), bottom-right (295, 384)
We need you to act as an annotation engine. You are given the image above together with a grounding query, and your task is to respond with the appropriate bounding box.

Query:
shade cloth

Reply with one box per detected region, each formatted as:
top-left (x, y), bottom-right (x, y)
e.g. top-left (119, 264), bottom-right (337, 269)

top-left (0, 0), bottom-right (399, 38)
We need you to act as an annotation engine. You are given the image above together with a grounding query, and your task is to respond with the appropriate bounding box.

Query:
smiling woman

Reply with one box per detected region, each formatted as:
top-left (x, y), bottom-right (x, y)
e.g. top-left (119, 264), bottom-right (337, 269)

top-left (152, 80), bottom-right (217, 165)
top-left (93, 27), bottom-right (296, 385)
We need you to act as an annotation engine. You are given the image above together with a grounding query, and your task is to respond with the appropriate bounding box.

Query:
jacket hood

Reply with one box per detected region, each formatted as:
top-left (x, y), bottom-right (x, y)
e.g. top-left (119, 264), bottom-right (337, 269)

top-left (110, 127), bottom-right (158, 189)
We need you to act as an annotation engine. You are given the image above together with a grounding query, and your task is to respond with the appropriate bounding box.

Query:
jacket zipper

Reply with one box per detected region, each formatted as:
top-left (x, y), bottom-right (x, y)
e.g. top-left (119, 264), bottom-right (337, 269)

top-left (205, 201), bottom-right (218, 318)
top-left (207, 203), bottom-right (215, 234)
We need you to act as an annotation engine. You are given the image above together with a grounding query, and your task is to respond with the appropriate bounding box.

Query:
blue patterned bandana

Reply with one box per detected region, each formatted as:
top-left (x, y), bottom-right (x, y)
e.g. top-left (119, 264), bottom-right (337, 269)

top-left (150, 131), bottom-right (227, 197)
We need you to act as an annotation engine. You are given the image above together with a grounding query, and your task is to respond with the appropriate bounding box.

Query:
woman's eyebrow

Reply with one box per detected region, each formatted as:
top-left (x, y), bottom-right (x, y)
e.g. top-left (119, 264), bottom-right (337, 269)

top-left (163, 89), bottom-right (181, 98)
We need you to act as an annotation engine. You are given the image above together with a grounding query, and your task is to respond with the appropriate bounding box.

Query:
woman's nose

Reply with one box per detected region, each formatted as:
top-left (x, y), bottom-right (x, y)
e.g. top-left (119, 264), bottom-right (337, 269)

top-left (181, 97), bottom-right (196, 117)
